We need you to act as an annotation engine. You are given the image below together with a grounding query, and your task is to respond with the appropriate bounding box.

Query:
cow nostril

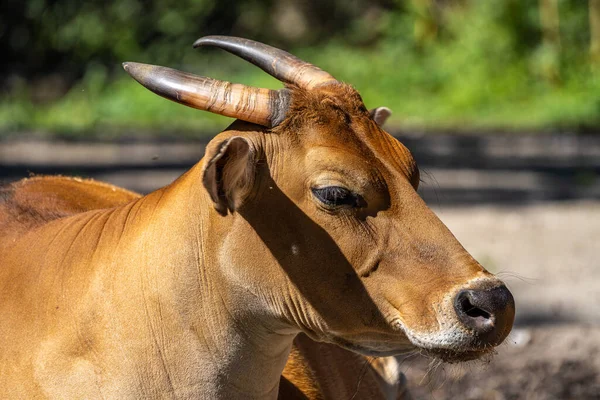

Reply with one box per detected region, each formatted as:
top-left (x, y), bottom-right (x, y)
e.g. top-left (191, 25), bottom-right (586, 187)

top-left (459, 295), bottom-right (491, 320)
top-left (453, 285), bottom-right (515, 347)
top-left (454, 290), bottom-right (496, 334)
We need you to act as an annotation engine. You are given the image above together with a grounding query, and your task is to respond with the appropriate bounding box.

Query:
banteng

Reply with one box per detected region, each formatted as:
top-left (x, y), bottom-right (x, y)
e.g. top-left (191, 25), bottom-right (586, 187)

top-left (0, 36), bottom-right (514, 399)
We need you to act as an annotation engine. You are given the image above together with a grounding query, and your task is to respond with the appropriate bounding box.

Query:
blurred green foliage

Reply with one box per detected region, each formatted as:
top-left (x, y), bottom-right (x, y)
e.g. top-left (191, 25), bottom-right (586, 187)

top-left (0, 0), bottom-right (599, 136)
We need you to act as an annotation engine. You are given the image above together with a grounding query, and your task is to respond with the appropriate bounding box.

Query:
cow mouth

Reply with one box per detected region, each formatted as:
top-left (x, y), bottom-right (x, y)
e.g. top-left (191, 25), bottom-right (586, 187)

top-left (332, 335), bottom-right (494, 363)
top-left (329, 336), bottom-right (415, 357)
top-left (322, 309), bottom-right (500, 362)
top-left (401, 328), bottom-right (498, 363)
top-left (327, 319), bottom-right (497, 362)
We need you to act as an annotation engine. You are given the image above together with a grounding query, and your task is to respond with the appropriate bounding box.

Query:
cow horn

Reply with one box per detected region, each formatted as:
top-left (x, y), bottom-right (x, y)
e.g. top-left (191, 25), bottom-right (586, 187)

top-left (123, 62), bottom-right (289, 127)
top-left (193, 36), bottom-right (337, 89)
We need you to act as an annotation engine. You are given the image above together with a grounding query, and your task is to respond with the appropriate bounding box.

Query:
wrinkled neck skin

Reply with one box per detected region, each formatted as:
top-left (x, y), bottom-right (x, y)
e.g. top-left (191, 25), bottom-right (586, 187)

top-left (141, 162), bottom-right (297, 399)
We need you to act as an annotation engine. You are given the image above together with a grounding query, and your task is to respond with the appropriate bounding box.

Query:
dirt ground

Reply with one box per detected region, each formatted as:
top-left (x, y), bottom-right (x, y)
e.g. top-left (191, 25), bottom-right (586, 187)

top-left (403, 201), bottom-right (600, 400)
top-left (405, 325), bottom-right (600, 399)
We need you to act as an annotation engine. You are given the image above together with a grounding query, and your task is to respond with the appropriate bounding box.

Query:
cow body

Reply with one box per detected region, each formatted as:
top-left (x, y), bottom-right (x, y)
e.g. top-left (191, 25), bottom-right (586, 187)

top-left (1, 177), bottom-right (199, 397)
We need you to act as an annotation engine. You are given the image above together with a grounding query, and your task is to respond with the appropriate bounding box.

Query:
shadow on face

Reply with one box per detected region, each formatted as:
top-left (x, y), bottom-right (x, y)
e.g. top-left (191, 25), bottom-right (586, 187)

top-left (238, 166), bottom-right (391, 338)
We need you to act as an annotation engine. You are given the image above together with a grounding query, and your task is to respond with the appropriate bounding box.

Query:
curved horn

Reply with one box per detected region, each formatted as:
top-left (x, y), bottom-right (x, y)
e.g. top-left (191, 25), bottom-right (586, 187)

top-left (193, 36), bottom-right (337, 89)
top-left (123, 62), bottom-right (289, 127)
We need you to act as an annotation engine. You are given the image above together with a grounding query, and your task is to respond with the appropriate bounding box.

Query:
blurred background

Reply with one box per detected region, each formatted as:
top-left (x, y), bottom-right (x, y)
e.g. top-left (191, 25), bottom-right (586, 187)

top-left (1, 0), bottom-right (600, 134)
top-left (1, 0), bottom-right (599, 398)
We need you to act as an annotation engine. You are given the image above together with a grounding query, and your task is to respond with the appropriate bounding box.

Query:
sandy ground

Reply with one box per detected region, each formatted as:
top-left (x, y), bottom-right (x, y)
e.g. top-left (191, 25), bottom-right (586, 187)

top-left (403, 201), bottom-right (600, 399)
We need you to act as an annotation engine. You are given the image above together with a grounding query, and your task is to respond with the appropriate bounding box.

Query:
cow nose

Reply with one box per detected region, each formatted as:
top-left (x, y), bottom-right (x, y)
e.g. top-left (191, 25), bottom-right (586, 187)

top-left (453, 285), bottom-right (515, 346)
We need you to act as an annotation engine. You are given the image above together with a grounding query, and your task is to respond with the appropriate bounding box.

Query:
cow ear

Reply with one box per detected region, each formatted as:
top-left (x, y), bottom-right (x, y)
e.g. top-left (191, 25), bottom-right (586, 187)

top-left (202, 136), bottom-right (255, 216)
top-left (369, 107), bottom-right (392, 127)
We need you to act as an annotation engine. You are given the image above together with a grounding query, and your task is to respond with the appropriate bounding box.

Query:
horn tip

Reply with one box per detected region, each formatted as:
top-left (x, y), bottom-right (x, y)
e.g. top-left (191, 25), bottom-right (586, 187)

top-left (122, 62), bottom-right (144, 72)
top-left (122, 62), bottom-right (153, 82)
top-left (193, 35), bottom-right (240, 48)
top-left (193, 36), bottom-right (211, 48)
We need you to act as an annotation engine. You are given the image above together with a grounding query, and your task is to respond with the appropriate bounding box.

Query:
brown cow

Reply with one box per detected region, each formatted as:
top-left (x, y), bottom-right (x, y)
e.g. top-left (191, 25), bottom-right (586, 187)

top-left (0, 37), bottom-right (514, 399)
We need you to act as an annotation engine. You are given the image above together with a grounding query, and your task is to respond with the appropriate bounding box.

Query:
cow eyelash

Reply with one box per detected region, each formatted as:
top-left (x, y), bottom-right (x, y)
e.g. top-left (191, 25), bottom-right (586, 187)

top-left (311, 186), bottom-right (365, 208)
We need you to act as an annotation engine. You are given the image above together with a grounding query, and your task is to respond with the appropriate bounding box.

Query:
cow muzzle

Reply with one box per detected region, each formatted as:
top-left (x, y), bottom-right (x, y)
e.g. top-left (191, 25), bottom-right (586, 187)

top-left (392, 279), bottom-right (516, 363)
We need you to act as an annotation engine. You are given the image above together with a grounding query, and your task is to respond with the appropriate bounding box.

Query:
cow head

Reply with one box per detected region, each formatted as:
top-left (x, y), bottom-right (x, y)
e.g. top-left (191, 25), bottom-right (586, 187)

top-left (124, 36), bottom-right (514, 362)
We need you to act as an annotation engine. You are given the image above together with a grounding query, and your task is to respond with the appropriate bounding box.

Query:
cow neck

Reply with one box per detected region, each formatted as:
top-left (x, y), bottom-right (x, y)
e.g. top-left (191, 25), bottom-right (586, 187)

top-left (137, 162), bottom-right (297, 399)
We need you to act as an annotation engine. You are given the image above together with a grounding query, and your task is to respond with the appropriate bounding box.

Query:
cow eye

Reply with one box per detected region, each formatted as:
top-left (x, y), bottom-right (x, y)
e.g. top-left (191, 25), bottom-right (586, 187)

top-left (311, 186), bottom-right (365, 208)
